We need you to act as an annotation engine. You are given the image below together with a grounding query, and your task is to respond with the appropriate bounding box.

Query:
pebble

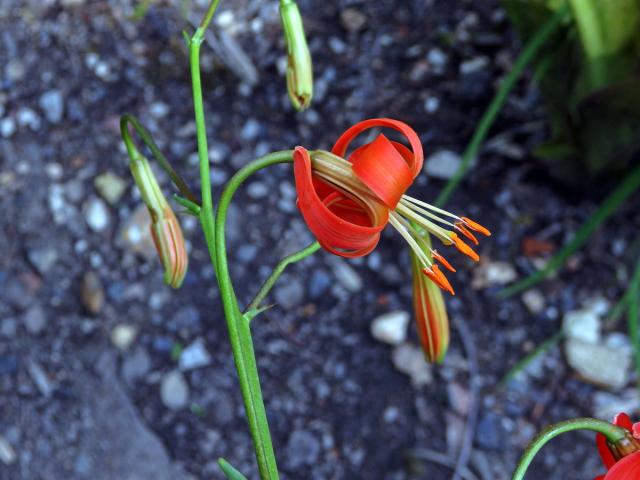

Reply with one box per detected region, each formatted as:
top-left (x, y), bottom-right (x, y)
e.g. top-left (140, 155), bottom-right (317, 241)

top-left (521, 289), bottom-right (545, 315)
top-left (593, 389), bottom-right (640, 420)
top-left (565, 339), bottom-right (631, 390)
top-left (122, 347), bottom-right (151, 384)
top-left (246, 182), bottom-right (269, 199)
top-left (111, 324), bottom-right (138, 351)
top-left (81, 271), bottom-right (104, 315)
top-left (285, 429), bottom-right (321, 470)
top-left (472, 261), bottom-right (518, 289)
top-left (427, 48), bottom-right (448, 72)
top-left (391, 344), bottom-right (432, 388)
top-left (424, 150), bottom-right (462, 179)
top-left (0, 117), bottom-right (16, 138)
top-left (423, 96), bottom-right (440, 113)
top-left (241, 119), bottom-right (261, 141)
top-left (27, 360), bottom-right (53, 397)
top-left (308, 270), bottom-right (332, 299)
top-left (5, 58), bottom-right (26, 82)
top-left (371, 311), bottom-right (410, 346)
top-left (16, 107), bottom-right (41, 131)
top-left (460, 56), bottom-right (489, 75)
top-left (84, 197), bottom-right (110, 232)
top-left (23, 305), bottom-right (47, 335)
top-left (95, 172), bottom-right (127, 205)
top-left (160, 370), bottom-right (189, 410)
top-left (179, 338), bottom-right (212, 371)
top-left (563, 308), bottom-right (601, 343)
top-left (340, 8), bottom-right (367, 33)
top-left (28, 246), bottom-right (58, 274)
top-left (120, 205), bottom-right (155, 258)
top-left (274, 280), bottom-right (305, 309)
top-left (0, 435), bottom-right (16, 465)
top-left (38, 90), bottom-right (64, 124)
top-left (329, 259), bottom-right (362, 292)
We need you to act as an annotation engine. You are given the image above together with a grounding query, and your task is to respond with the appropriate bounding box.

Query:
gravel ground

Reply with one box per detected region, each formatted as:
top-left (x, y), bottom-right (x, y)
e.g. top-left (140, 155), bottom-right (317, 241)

top-left (1, 1), bottom-right (639, 479)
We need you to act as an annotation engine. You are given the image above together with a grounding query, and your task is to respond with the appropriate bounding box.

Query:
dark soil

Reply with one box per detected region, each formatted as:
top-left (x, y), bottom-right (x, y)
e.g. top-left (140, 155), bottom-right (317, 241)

top-left (1, 1), bottom-right (639, 479)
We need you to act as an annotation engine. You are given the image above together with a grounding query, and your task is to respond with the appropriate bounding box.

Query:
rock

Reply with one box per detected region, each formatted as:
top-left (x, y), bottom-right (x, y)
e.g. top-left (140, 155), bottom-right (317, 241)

top-left (27, 360), bottom-right (53, 397)
top-left (0, 435), bottom-right (16, 465)
top-left (427, 48), bottom-right (448, 72)
top-left (448, 382), bottom-right (470, 416)
top-left (285, 429), bottom-right (321, 470)
top-left (122, 347), bottom-right (151, 384)
top-left (565, 338), bottom-right (631, 390)
top-left (38, 90), bottom-right (64, 124)
top-left (84, 197), bottom-right (110, 232)
top-left (81, 271), bottom-right (105, 315)
top-left (460, 56), bottom-right (489, 74)
top-left (371, 311), bottom-right (410, 346)
top-left (424, 150), bottom-right (462, 180)
top-left (95, 172), bottom-right (127, 205)
top-left (111, 324), bottom-right (138, 351)
top-left (274, 280), bottom-right (304, 309)
top-left (329, 259), bottom-right (362, 292)
top-left (120, 205), bottom-right (155, 258)
top-left (563, 308), bottom-right (601, 344)
top-left (178, 338), bottom-right (212, 371)
top-left (160, 370), bottom-right (189, 410)
top-left (472, 261), bottom-right (517, 289)
top-left (521, 289), bottom-right (545, 315)
top-left (5, 58), bottom-right (26, 82)
top-left (240, 119), bottom-right (261, 141)
top-left (340, 8), bottom-right (367, 32)
top-left (309, 270), bottom-right (332, 299)
top-left (0, 117), bottom-right (16, 138)
top-left (246, 182), bottom-right (269, 199)
top-left (23, 305), bottom-right (47, 334)
top-left (0, 354), bottom-right (18, 375)
top-left (593, 389), bottom-right (640, 420)
top-left (475, 413), bottom-right (503, 450)
top-left (392, 344), bottom-right (432, 387)
top-left (424, 96), bottom-right (440, 113)
top-left (446, 412), bottom-right (465, 454)
top-left (28, 246), bottom-right (58, 274)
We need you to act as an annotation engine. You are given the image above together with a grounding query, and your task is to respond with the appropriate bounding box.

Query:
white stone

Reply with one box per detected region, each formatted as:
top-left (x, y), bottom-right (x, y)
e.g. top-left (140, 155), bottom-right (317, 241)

top-left (179, 338), bottom-right (212, 371)
top-left (424, 150), bottom-right (462, 180)
top-left (565, 338), bottom-right (631, 390)
top-left (110, 324), bottom-right (138, 351)
top-left (161, 370), bottom-right (189, 410)
top-left (392, 344), bottom-right (432, 388)
top-left (84, 197), bottom-right (110, 232)
top-left (371, 311), bottom-right (410, 346)
top-left (472, 261), bottom-right (518, 289)
top-left (0, 436), bottom-right (16, 465)
top-left (521, 289), bottom-right (545, 314)
top-left (563, 308), bottom-right (601, 344)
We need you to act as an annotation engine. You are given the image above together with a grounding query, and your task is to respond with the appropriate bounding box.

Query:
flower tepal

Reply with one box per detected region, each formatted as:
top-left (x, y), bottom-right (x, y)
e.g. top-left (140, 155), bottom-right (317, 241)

top-left (293, 118), bottom-right (490, 295)
top-left (595, 413), bottom-right (640, 480)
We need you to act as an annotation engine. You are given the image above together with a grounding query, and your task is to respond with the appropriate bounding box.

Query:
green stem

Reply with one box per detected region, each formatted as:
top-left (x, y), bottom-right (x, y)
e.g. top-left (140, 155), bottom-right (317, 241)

top-left (246, 242), bottom-right (320, 313)
top-left (189, 0), bottom-right (222, 273)
top-left (120, 114), bottom-right (198, 203)
top-left (628, 254), bottom-right (640, 393)
top-left (215, 151), bottom-right (294, 480)
top-left (435, 3), bottom-right (569, 207)
top-left (500, 163), bottom-right (640, 298)
top-left (512, 418), bottom-right (627, 480)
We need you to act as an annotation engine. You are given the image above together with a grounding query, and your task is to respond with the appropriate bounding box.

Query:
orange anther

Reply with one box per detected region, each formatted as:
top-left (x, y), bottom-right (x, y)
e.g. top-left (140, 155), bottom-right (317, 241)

top-left (422, 265), bottom-right (455, 296)
top-left (431, 250), bottom-right (456, 273)
top-left (460, 217), bottom-right (491, 236)
top-left (450, 233), bottom-right (480, 262)
top-left (455, 223), bottom-right (479, 245)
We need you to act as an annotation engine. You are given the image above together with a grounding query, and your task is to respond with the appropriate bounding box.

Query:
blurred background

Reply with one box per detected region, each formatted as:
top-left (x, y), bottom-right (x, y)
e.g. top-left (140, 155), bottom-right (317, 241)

top-left (1, 0), bottom-right (639, 479)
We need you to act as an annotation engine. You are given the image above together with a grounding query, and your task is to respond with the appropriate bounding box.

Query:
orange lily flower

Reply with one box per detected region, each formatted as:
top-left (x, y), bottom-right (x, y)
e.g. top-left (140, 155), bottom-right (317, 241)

top-left (293, 118), bottom-right (490, 295)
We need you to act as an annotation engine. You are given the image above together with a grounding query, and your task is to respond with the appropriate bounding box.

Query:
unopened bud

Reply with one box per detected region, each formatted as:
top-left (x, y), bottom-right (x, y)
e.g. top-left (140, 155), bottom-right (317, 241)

top-left (280, 1), bottom-right (313, 111)
top-left (130, 156), bottom-right (188, 288)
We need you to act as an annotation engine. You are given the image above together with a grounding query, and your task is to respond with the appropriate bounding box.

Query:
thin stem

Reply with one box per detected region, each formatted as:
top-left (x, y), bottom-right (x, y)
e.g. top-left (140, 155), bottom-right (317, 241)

top-left (435, 3), bottom-right (569, 207)
top-left (512, 418), bottom-right (627, 480)
top-left (628, 254), bottom-right (640, 393)
top-left (246, 242), bottom-right (321, 313)
top-left (189, 0), bottom-right (222, 273)
top-left (214, 151), bottom-right (294, 480)
top-left (120, 114), bottom-right (198, 203)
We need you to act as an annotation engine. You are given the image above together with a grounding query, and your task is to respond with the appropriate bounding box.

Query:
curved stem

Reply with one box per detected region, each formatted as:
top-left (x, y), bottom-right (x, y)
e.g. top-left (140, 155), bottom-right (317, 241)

top-left (512, 418), bottom-right (627, 480)
top-left (245, 241), bottom-right (320, 313)
top-left (214, 150), bottom-right (294, 480)
top-left (435, 3), bottom-right (569, 207)
top-left (120, 114), bottom-right (198, 203)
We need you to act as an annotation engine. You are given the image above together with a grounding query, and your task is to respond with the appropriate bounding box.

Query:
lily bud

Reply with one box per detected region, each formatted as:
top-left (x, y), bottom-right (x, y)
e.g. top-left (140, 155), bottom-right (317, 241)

top-left (410, 237), bottom-right (450, 363)
top-left (129, 156), bottom-right (188, 288)
top-left (280, 1), bottom-right (313, 111)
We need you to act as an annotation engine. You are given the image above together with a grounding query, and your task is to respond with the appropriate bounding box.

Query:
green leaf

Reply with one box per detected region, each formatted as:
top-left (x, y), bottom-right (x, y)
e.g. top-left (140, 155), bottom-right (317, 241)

top-left (218, 458), bottom-right (249, 480)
